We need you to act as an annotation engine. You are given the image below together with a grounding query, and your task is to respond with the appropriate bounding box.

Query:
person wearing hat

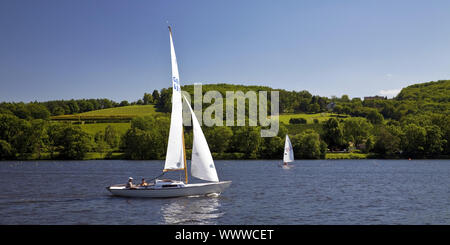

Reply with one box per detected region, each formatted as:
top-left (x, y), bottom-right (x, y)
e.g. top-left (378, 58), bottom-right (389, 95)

top-left (126, 177), bottom-right (135, 189)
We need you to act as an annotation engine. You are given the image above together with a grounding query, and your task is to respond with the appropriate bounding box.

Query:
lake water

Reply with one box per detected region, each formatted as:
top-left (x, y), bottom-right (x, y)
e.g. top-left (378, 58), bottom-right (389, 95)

top-left (0, 159), bottom-right (449, 225)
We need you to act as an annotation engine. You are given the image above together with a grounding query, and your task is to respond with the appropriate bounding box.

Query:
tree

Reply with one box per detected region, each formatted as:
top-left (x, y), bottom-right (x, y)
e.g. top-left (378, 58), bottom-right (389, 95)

top-left (424, 125), bottom-right (446, 156)
top-left (401, 124), bottom-right (426, 158)
top-left (67, 100), bottom-right (80, 114)
top-left (331, 104), bottom-right (341, 114)
top-left (343, 117), bottom-right (372, 148)
top-left (98, 98), bottom-right (114, 109)
top-left (322, 118), bottom-right (345, 150)
top-left (27, 119), bottom-right (48, 159)
top-left (152, 90), bottom-right (160, 104)
top-left (367, 109), bottom-right (384, 124)
top-left (320, 141), bottom-right (327, 159)
top-left (307, 103), bottom-right (320, 113)
top-left (295, 98), bottom-right (310, 112)
top-left (120, 100), bottom-right (129, 107)
top-left (122, 128), bottom-right (162, 159)
top-left (277, 123), bottom-right (288, 138)
top-left (26, 103), bottom-right (50, 119)
top-left (373, 125), bottom-right (401, 156)
top-left (232, 126), bottom-right (261, 158)
top-left (205, 126), bottom-right (233, 153)
top-left (341, 95), bottom-right (350, 102)
top-left (289, 118), bottom-right (307, 124)
top-left (0, 139), bottom-right (13, 160)
top-left (381, 103), bottom-right (398, 119)
top-left (291, 130), bottom-right (323, 159)
top-left (121, 116), bottom-right (169, 160)
top-left (155, 88), bottom-right (172, 112)
top-left (52, 106), bottom-right (66, 116)
top-left (77, 100), bottom-right (94, 113)
top-left (143, 93), bottom-right (153, 105)
top-left (0, 113), bottom-right (44, 159)
top-left (0, 114), bottom-right (22, 144)
top-left (48, 123), bottom-right (92, 160)
top-left (93, 131), bottom-right (111, 155)
top-left (13, 103), bottom-right (31, 119)
top-left (104, 125), bottom-right (119, 148)
top-left (258, 136), bottom-right (283, 159)
top-left (363, 137), bottom-right (374, 153)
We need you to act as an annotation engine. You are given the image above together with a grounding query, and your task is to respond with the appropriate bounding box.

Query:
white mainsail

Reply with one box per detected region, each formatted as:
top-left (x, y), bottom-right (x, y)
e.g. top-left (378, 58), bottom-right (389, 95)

top-left (183, 96), bottom-right (219, 182)
top-left (283, 135), bottom-right (294, 163)
top-left (164, 27), bottom-right (184, 171)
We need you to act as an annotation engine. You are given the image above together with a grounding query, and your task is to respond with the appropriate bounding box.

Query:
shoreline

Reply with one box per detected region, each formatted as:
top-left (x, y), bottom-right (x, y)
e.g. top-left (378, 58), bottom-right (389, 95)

top-left (1, 153), bottom-right (449, 161)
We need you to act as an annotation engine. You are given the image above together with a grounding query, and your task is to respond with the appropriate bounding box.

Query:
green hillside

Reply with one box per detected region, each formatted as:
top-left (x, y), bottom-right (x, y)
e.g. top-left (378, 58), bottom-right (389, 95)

top-left (1, 80), bottom-right (449, 161)
top-left (396, 80), bottom-right (450, 102)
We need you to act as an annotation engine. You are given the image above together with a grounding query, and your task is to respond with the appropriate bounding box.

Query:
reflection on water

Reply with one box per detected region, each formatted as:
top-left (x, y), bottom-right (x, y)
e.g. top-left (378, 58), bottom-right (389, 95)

top-left (160, 196), bottom-right (223, 224)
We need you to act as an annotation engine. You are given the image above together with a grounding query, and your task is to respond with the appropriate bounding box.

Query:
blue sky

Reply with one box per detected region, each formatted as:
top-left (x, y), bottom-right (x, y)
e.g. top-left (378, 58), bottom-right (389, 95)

top-left (1, 0), bottom-right (450, 102)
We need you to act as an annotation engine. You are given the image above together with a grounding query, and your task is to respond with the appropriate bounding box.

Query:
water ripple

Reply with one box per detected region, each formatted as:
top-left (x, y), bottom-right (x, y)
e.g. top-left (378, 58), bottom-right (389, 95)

top-left (0, 159), bottom-right (449, 224)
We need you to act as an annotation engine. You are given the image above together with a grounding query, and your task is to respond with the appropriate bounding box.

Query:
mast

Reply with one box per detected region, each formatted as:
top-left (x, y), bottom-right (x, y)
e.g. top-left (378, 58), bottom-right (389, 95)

top-left (182, 127), bottom-right (188, 184)
top-left (171, 25), bottom-right (187, 183)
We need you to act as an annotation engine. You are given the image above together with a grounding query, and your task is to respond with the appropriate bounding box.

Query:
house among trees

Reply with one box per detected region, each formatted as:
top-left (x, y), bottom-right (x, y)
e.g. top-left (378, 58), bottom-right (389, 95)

top-left (326, 102), bottom-right (336, 111)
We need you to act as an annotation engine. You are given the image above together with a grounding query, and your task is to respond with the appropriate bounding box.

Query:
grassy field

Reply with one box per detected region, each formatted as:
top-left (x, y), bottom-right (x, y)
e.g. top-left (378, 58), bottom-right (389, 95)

top-left (53, 105), bottom-right (342, 125)
top-left (276, 112), bottom-right (347, 124)
top-left (50, 105), bottom-right (165, 139)
top-left (51, 105), bottom-right (165, 121)
top-left (84, 152), bottom-right (125, 160)
top-left (325, 152), bottom-right (368, 159)
top-left (78, 105), bottom-right (160, 116)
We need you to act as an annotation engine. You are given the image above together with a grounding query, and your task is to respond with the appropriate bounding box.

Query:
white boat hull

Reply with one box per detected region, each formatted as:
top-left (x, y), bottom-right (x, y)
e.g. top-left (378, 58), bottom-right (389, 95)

top-left (107, 181), bottom-right (232, 198)
top-left (279, 163), bottom-right (293, 169)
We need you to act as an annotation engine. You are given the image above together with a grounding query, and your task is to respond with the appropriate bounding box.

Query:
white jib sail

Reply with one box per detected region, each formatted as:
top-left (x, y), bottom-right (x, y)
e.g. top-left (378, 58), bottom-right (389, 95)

top-left (183, 95), bottom-right (219, 182)
top-left (283, 135), bottom-right (294, 162)
top-left (164, 27), bottom-right (184, 171)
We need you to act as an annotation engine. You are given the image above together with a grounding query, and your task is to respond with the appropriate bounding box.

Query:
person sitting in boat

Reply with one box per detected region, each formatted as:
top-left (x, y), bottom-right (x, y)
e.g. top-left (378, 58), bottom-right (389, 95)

top-left (139, 178), bottom-right (148, 187)
top-left (126, 177), bottom-right (135, 189)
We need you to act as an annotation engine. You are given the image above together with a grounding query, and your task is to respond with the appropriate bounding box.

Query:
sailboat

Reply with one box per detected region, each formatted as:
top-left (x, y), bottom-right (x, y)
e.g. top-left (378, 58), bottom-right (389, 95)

top-left (106, 26), bottom-right (231, 198)
top-left (280, 134), bottom-right (294, 169)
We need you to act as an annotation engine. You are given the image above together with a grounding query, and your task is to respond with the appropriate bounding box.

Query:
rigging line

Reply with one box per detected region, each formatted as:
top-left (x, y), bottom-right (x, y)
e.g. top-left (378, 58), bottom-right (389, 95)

top-left (146, 172), bottom-right (165, 182)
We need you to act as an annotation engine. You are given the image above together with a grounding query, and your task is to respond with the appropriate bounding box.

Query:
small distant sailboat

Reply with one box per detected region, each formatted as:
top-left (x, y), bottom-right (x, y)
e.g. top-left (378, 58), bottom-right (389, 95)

top-left (280, 135), bottom-right (294, 169)
top-left (106, 26), bottom-right (231, 198)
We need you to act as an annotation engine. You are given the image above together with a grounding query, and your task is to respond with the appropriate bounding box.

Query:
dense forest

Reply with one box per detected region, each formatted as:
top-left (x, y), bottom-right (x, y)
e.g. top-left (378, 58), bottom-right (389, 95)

top-left (0, 80), bottom-right (449, 160)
